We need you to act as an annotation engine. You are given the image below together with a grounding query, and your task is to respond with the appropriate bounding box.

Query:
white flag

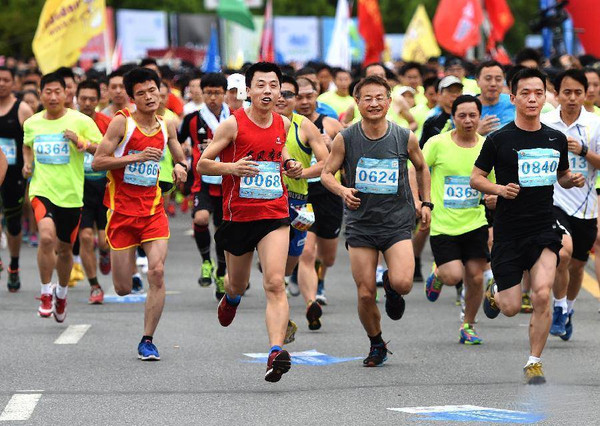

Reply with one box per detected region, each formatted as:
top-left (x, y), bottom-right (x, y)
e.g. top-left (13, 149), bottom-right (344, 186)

top-left (326, 0), bottom-right (351, 70)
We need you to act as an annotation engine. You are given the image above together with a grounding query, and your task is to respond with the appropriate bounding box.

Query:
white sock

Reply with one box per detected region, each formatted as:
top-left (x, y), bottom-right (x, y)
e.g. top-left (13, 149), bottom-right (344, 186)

top-left (376, 264), bottom-right (385, 273)
top-left (55, 284), bottom-right (68, 299)
top-left (554, 296), bottom-right (568, 314)
top-left (73, 255), bottom-right (81, 264)
top-left (483, 268), bottom-right (494, 283)
top-left (492, 283), bottom-right (498, 296)
top-left (41, 283), bottom-right (52, 295)
top-left (525, 355), bottom-right (541, 367)
top-left (567, 299), bottom-right (575, 314)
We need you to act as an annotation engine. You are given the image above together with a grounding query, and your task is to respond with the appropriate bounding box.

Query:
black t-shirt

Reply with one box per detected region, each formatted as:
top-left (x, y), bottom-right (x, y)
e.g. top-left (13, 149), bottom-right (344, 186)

top-left (419, 109), bottom-right (451, 148)
top-left (474, 121), bottom-right (568, 242)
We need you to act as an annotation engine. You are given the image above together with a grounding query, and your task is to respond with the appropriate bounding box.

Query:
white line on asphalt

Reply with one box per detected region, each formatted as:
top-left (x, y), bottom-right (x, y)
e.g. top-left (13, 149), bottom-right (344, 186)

top-left (54, 324), bottom-right (91, 345)
top-left (0, 393), bottom-right (42, 421)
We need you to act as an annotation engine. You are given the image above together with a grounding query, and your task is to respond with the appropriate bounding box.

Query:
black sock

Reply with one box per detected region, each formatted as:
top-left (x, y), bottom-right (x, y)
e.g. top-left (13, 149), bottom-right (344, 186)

top-left (194, 225), bottom-right (211, 263)
top-left (137, 247), bottom-right (146, 257)
top-left (141, 335), bottom-right (153, 343)
top-left (368, 332), bottom-right (384, 346)
top-left (10, 256), bottom-right (19, 270)
top-left (216, 245), bottom-right (226, 276)
top-left (414, 256), bottom-right (421, 270)
top-left (89, 277), bottom-right (99, 287)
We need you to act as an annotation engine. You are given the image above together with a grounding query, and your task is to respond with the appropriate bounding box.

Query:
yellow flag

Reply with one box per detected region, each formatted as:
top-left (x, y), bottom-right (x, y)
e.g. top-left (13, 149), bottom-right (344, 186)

top-left (402, 4), bottom-right (441, 64)
top-left (32, 0), bottom-right (106, 73)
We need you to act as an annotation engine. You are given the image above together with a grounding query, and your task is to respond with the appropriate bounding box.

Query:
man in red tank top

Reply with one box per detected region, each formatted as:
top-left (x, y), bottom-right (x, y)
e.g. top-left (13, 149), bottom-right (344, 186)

top-left (93, 68), bottom-right (187, 361)
top-left (199, 62), bottom-right (303, 383)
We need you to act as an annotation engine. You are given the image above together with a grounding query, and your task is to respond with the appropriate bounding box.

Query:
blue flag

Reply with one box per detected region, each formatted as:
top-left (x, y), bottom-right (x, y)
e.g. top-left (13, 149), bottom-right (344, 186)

top-left (202, 26), bottom-right (221, 72)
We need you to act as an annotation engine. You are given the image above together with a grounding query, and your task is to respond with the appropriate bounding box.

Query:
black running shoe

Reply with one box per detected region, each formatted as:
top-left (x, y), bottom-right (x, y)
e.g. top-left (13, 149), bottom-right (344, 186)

top-left (265, 350), bottom-right (291, 382)
top-left (483, 280), bottom-right (500, 319)
top-left (383, 271), bottom-right (405, 320)
top-left (363, 342), bottom-right (391, 367)
top-left (7, 268), bottom-right (20, 292)
top-left (306, 301), bottom-right (322, 330)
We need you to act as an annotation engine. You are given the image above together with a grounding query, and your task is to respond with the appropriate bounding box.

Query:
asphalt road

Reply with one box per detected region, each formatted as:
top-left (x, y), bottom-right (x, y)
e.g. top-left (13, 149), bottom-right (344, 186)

top-left (0, 214), bottom-right (599, 425)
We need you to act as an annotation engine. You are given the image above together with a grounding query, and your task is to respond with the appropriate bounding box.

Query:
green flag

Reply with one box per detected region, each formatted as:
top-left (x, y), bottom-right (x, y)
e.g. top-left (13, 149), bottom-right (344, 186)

top-left (218, 0), bottom-right (255, 30)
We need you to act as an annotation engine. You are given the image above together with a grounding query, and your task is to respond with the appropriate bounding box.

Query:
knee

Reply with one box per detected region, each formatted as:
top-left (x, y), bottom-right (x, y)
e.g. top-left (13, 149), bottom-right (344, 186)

top-left (193, 213), bottom-right (209, 227)
top-left (531, 288), bottom-right (551, 311)
top-left (6, 214), bottom-right (21, 236)
top-left (464, 271), bottom-right (483, 288)
top-left (148, 264), bottom-right (165, 282)
top-left (56, 245), bottom-right (72, 258)
top-left (437, 269), bottom-right (463, 286)
top-left (79, 230), bottom-right (93, 246)
top-left (264, 274), bottom-right (285, 295)
top-left (387, 271), bottom-right (412, 295)
top-left (558, 250), bottom-right (572, 270)
top-left (321, 252), bottom-right (336, 268)
top-left (38, 233), bottom-right (55, 248)
top-left (502, 303), bottom-right (521, 317)
top-left (115, 286), bottom-right (130, 296)
top-left (357, 284), bottom-right (377, 305)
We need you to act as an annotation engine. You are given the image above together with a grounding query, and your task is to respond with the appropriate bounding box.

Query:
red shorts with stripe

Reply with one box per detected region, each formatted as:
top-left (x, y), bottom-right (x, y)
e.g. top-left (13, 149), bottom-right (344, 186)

top-left (31, 196), bottom-right (81, 244)
top-left (106, 210), bottom-right (170, 250)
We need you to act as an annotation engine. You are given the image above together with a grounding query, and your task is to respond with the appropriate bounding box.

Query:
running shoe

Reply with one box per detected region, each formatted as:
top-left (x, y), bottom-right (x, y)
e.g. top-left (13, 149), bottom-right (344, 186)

top-left (138, 340), bottom-right (160, 361)
top-left (284, 320), bottom-right (298, 344)
top-left (136, 255), bottom-right (149, 274)
top-left (265, 349), bottom-right (291, 382)
top-left (166, 203), bottom-right (176, 217)
top-left (425, 266), bottom-right (443, 302)
top-left (459, 324), bottom-right (482, 345)
top-left (99, 250), bottom-right (111, 275)
top-left (217, 295), bottom-right (238, 327)
top-left (523, 362), bottom-right (546, 385)
top-left (455, 282), bottom-right (463, 306)
top-left (53, 293), bottom-right (67, 323)
top-left (520, 292), bottom-right (533, 313)
top-left (131, 274), bottom-right (144, 294)
top-left (482, 280), bottom-right (500, 319)
top-left (316, 283), bottom-right (327, 305)
top-left (7, 267), bottom-right (20, 292)
top-left (28, 233), bottom-right (39, 247)
top-left (287, 275), bottom-right (300, 297)
top-left (382, 270), bottom-right (405, 320)
top-left (38, 293), bottom-right (53, 318)
top-left (306, 301), bottom-right (322, 330)
top-left (363, 342), bottom-right (391, 367)
top-left (376, 265), bottom-right (385, 287)
top-left (550, 306), bottom-right (568, 336)
top-left (68, 263), bottom-right (84, 287)
top-left (214, 275), bottom-right (225, 301)
top-left (561, 310), bottom-right (573, 341)
top-left (199, 259), bottom-right (214, 287)
top-left (88, 286), bottom-right (104, 305)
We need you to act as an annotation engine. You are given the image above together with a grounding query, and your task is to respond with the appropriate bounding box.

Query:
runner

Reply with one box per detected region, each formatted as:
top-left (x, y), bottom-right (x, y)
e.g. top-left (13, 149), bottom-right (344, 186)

top-left (198, 62), bottom-right (303, 382)
top-left (92, 67), bottom-right (187, 360)
top-left (540, 69), bottom-right (600, 340)
top-left (55, 67), bottom-right (77, 109)
top-left (471, 67), bottom-right (585, 384)
top-left (423, 95), bottom-right (491, 344)
top-left (273, 75), bottom-right (328, 330)
top-left (476, 60), bottom-right (515, 136)
top-left (76, 79), bottom-right (112, 304)
top-left (320, 75), bottom-right (431, 367)
top-left (183, 71), bottom-right (203, 115)
top-left (0, 66), bottom-right (34, 291)
top-left (101, 69), bottom-right (130, 117)
top-left (178, 72), bottom-right (230, 298)
top-left (23, 72), bottom-right (102, 322)
top-left (295, 76), bottom-right (344, 305)
top-left (317, 68), bottom-right (355, 116)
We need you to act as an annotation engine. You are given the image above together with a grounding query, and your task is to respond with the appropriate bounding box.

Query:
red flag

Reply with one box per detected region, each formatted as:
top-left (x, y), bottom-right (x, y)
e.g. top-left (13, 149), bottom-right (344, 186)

top-left (566, 0), bottom-right (600, 57)
top-left (259, 0), bottom-right (274, 62)
top-left (358, 0), bottom-right (385, 66)
top-left (433, 0), bottom-right (483, 57)
top-left (485, 0), bottom-right (514, 43)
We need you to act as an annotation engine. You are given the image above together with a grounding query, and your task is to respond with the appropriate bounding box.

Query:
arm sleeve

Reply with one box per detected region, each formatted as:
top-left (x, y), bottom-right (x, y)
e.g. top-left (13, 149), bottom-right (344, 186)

top-left (23, 120), bottom-right (33, 147)
top-left (558, 134), bottom-right (569, 171)
top-left (474, 135), bottom-right (496, 173)
top-left (422, 137), bottom-right (436, 167)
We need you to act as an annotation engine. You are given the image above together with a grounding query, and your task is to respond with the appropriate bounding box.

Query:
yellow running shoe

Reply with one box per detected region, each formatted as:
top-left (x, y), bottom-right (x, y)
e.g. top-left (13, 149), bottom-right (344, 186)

top-left (68, 262), bottom-right (85, 287)
top-left (523, 362), bottom-right (546, 385)
top-left (521, 292), bottom-right (533, 313)
top-left (284, 319), bottom-right (298, 344)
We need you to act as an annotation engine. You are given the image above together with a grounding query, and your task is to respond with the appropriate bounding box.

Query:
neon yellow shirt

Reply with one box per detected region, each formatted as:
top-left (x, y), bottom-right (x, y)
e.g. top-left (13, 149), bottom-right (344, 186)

top-left (283, 113), bottom-right (312, 195)
top-left (423, 131), bottom-right (492, 236)
top-left (410, 103), bottom-right (432, 139)
top-left (158, 109), bottom-right (178, 184)
top-left (24, 108), bottom-right (102, 208)
top-left (317, 91), bottom-right (355, 116)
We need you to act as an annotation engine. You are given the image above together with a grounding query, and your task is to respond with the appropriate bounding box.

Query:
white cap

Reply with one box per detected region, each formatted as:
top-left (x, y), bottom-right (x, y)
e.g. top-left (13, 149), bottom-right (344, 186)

top-left (438, 76), bottom-right (463, 91)
top-left (227, 73), bottom-right (245, 91)
top-left (396, 86), bottom-right (416, 96)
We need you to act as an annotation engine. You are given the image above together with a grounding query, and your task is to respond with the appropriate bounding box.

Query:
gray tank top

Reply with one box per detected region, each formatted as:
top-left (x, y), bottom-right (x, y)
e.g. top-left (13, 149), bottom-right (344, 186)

top-left (342, 121), bottom-right (415, 237)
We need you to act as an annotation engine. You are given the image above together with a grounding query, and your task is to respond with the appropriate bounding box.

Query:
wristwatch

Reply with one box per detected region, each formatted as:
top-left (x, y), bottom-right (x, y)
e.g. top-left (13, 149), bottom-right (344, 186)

top-left (580, 144), bottom-right (588, 157)
top-left (421, 201), bottom-right (434, 211)
top-left (176, 161), bottom-right (188, 172)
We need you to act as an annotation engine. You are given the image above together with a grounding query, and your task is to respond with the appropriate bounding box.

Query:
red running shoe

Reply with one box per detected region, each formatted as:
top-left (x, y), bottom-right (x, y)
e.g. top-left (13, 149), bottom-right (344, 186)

top-left (88, 286), bottom-right (104, 305)
top-left (99, 250), bottom-right (111, 275)
top-left (265, 350), bottom-right (291, 382)
top-left (38, 294), bottom-right (53, 318)
top-left (217, 295), bottom-right (238, 327)
top-left (53, 295), bottom-right (67, 323)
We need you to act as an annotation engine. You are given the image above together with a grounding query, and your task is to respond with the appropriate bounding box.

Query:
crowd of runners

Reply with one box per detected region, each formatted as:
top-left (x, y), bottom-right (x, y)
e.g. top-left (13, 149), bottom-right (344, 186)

top-left (2, 47), bottom-right (600, 384)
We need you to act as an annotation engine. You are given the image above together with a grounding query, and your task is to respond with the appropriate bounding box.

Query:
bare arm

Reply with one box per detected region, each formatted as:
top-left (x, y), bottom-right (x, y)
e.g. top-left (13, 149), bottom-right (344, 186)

top-left (407, 131), bottom-right (431, 228)
top-left (22, 145), bottom-right (33, 178)
top-left (166, 120), bottom-right (187, 185)
top-left (0, 149), bottom-right (7, 185)
top-left (407, 165), bottom-right (421, 216)
top-left (557, 168), bottom-right (585, 189)
top-left (321, 133), bottom-right (361, 209)
top-left (18, 101), bottom-right (34, 126)
top-left (300, 119), bottom-right (328, 179)
top-left (341, 104), bottom-right (355, 125)
top-left (567, 136), bottom-right (600, 170)
top-left (470, 166), bottom-right (521, 199)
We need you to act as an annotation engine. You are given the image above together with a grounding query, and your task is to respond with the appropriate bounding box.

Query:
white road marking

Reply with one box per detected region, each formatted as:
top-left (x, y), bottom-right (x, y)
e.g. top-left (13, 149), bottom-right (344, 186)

top-left (0, 393), bottom-right (42, 421)
top-left (54, 324), bottom-right (91, 345)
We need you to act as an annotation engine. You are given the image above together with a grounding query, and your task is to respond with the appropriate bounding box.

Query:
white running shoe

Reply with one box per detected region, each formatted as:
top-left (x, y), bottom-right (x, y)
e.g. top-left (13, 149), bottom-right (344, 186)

top-left (136, 255), bottom-right (149, 274)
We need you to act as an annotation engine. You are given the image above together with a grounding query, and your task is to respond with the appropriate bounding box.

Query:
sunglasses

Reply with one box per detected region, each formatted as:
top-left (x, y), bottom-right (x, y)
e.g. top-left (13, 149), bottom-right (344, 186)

top-left (280, 90), bottom-right (297, 99)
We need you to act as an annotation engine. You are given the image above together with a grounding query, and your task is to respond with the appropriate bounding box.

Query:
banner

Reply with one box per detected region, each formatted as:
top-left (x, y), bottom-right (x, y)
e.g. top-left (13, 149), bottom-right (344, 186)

top-left (358, 0), bottom-right (385, 66)
top-left (433, 0), bottom-right (483, 57)
top-left (80, 7), bottom-right (115, 70)
top-left (32, 0), bottom-right (106, 73)
top-left (259, 0), bottom-right (274, 62)
top-left (325, 0), bottom-right (351, 70)
top-left (566, 0), bottom-right (600, 57)
top-left (274, 17), bottom-right (320, 63)
top-left (222, 16), bottom-right (263, 68)
top-left (177, 14), bottom-right (217, 47)
top-left (322, 17), bottom-right (364, 65)
top-left (402, 5), bottom-right (441, 63)
top-left (116, 9), bottom-right (168, 62)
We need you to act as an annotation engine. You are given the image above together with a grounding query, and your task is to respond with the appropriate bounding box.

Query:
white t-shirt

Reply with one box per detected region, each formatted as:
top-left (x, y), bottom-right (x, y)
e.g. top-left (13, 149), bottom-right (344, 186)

top-left (542, 106), bottom-right (600, 219)
top-left (183, 101), bottom-right (203, 116)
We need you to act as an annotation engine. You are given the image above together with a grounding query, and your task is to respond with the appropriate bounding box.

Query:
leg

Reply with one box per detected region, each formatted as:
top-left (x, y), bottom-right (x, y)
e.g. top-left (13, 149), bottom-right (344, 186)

top-left (528, 248), bottom-right (558, 358)
top-left (316, 236), bottom-right (339, 279)
top-left (463, 259), bottom-right (486, 324)
top-left (552, 233), bottom-right (572, 300)
top-left (140, 239), bottom-right (169, 337)
top-left (566, 259), bottom-right (586, 302)
top-left (111, 247), bottom-right (137, 295)
top-left (36, 218), bottom-right (57, 284)
top-left (79, 228), bottom-right (97, 280)
top-left (225, 251), bottom-right (255, 296)
top-left (436, 260), bottom-right (465, 287)
top-left (298, 232), bottom-right (318, 302)
top-left (348, 246), bottom-right (380, 336)
top-left (55, 240), bottom-right (74, 287)
top-left (382, 239), bottom-right (414, 296)
top-left (495, 284), bottom-right (523, 317)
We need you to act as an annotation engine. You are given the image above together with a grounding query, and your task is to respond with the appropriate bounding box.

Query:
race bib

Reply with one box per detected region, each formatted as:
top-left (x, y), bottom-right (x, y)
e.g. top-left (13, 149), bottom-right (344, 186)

top-left (0, 138), bottom-right (17, 166)
top-left (568, 152), bottom-right (588, 178)
top-left (239, 161), bottom-right (283, 199)
top-left (355, 157), bottom-right (398, 194)
top-left (290, 203), bottom-right (315, 231)
top-left (443, 176), bottom-right (480, 209)
top-left (202, 156), bottom-right (223, 185)
top-left (124, 150), bottom-right (159, 187)
top-left (34, 134), bottom-right (70, 165)
top-left (83, 152), bottom-right (94, 173)
top-left (517, 148), bottom-right (559, 187)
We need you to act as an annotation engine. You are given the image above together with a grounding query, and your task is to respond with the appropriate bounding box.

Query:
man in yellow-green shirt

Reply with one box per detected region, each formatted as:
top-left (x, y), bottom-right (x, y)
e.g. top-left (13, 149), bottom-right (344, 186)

top-left (422, 95), bottom-right (493, 345)
top-left (317, 68), bottom-right (355, 116)
top-left (23, 72), bottom-right (102, 322)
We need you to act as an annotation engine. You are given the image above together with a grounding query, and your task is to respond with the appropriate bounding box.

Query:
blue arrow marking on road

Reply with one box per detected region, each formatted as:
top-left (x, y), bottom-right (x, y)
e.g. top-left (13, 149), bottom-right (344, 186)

top-left (388, 405), bottom-right (545, 423)
top-left (243, 349), bottom-right (361, 366)
top-left (103, 294), bottom-right (147, 304)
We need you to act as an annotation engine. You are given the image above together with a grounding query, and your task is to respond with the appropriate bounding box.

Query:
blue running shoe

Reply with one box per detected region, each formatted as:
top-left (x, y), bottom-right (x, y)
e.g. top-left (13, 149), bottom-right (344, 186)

top-left (483, 280), bottom-right (500, 319)
top-left (550, 306), bottom-right (567, 336)
top-left (138, 340), bottom-right (160, 361)
top-left (560, 310), bottom-right (573, 341)
top-left (425, 268), bottom-right (443, 302)
top-left (132, 274), bottom-right (144, 294)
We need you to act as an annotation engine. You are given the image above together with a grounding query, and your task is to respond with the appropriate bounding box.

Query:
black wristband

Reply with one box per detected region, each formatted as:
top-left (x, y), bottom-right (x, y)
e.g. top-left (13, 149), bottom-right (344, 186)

top-left (283, 158), bottom-right (295, 170)
top-left (580, 144), bottom-right (588, 157)
top-left (421, 201), bottom-right (434, 211)
top-left (176, 161), bottom-right (188, 171)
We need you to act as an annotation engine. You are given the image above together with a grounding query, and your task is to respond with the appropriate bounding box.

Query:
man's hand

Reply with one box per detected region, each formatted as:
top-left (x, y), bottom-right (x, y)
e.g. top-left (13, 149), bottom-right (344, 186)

top-left (64, 129), bottom-right (87, 151)
top-left (321, 132), bottom-right (333, 150)
top-left (230, 155), bottom-right (259, 177)
top-left (22, 163), bottom-right (32, 179)
top-left (498, 183), bottom-right (520, 199)
top-left (484, 194), bottom-right (498, 210)
top-left (283, 160), bottom-right (303, 179)
top-left (172, 163), bottom-right (187, 185)
top-left (570, 172), bottom-right (586, 188)
top-left (477, 115), bottom-right (500, 136)
top-left (136, 147), bottom-right (163, 163)
top-left (200, 138), bottom-right (212, 151)
top-left (420, 205), bottom-right (431, 230)
top-left (341, 187), bottom-right (360, 210)
top-left (567, 136), bottom-right (583, 155)
top-left (414, 200), bottom-right (422, 220)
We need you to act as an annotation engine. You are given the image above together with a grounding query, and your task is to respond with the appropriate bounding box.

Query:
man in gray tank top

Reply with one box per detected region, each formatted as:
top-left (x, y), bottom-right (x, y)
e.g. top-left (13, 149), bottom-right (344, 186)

top-left (321, 75), bottom-right (432, 367)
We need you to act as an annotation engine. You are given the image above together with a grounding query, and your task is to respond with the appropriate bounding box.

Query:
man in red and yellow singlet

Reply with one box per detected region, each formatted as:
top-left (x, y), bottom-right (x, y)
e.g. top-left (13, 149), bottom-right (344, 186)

top-left (93, 68), bottom-right (187, 361)
top-left (199, 62), bottom-right (303, 383)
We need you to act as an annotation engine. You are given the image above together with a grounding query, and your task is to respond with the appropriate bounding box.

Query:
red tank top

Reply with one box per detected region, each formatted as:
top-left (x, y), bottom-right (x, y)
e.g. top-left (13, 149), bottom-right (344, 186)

top-left (93, 112), bottom-right (111, 135)
top-left (221, 108), bottom-right (288, 222)
top-left (104, 108), bottom-right (168, 217)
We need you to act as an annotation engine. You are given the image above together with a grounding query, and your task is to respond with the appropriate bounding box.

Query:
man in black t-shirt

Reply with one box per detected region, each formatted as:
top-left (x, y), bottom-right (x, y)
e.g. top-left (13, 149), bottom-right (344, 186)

top-left (471, 68), bottom-right (585, 385)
